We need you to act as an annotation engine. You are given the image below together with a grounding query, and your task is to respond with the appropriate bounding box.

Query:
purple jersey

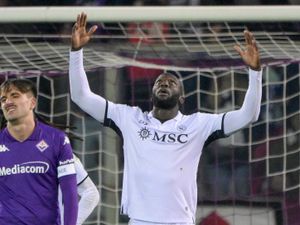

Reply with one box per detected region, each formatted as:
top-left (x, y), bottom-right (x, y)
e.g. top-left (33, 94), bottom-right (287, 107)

top-left (0, 121), bottom-right (76, 225)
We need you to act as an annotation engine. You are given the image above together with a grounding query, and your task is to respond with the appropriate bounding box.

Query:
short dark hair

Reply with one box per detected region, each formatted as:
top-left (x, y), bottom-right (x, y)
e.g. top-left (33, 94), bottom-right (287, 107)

top-left (0, 78), bottom-right (37, 98)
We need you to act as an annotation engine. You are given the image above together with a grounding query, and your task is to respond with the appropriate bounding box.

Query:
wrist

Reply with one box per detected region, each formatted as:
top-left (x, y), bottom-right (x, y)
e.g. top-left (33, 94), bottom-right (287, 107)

top-left (250, 67), bottom-right (261, 71)
top-left (250, 65), bottom-right (261, 71)
top-left (71, 46), bottom-right (82, 51)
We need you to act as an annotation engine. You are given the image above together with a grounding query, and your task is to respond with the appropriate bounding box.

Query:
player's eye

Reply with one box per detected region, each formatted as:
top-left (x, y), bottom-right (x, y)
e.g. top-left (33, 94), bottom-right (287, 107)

top-left (11, 93), bottom-right (20, 98)
top-left (0, 97), bottom-right (7, 103)
top-left (155, 80), bottom-right (162, 85)
top-left (169, 80), bottom-right (176, 85)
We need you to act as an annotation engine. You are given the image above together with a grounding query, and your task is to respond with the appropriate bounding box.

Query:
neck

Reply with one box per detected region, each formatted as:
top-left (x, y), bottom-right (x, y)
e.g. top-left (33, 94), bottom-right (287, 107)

top-left (7, 116), bottom-right (36, 142)
top-left (152, 106), bottom-right (179, 123)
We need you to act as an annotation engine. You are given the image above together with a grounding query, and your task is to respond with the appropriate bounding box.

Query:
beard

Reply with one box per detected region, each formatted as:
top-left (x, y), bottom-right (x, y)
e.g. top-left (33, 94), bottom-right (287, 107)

top-left (152, 93), bottom-right (180, 110)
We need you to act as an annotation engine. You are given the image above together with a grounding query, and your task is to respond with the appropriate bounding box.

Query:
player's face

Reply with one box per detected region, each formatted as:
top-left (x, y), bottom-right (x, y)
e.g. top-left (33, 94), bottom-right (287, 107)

top-left (0, 85), bottom-right (36, 123)
top-left (152, 73), bottom-right (183, 109)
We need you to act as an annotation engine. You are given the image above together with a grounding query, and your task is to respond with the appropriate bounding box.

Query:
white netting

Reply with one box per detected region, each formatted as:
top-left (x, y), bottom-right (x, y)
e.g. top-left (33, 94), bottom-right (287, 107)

top-left (1, 22), bottom-right (300, 73)
top-left (1, 7), bottom-right (300, 225)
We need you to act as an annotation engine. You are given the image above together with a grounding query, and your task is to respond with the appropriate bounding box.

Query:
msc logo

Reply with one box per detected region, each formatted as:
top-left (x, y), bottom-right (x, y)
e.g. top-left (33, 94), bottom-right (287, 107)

top-left (138, 127), bottom-right (188, 144)
top-left (152, 132), bottom-right (188, 144)
top-left (138, 127), bottom-right (151, 140)
top-left (0, 145), bottom-right (9, 152)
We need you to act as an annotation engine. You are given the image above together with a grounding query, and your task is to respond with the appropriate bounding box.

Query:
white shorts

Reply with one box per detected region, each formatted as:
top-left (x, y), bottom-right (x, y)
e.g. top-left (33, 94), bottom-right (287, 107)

top-left (129, 219), bottom-right (194, 225)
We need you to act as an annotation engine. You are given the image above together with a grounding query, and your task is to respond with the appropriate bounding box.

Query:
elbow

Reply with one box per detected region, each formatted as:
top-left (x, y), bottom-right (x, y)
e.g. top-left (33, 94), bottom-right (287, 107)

top-left (245, 110), bottom-right (259, 125)
top-left (92, 186), bottom-right (100, 206)
top-left (70, 93), bottom-right (81, 105)
top-left (85, 186), bottom-right (100, 207)
top-left (252, 112), bottom-right (260, 123)
top-left (251, 104), bottom-right (261, 123)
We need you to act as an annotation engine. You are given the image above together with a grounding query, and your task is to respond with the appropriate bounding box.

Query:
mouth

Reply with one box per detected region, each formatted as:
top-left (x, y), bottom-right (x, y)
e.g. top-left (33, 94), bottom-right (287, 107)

top-left (5, 106), bottom-right (16, 113)
top-left (157, 89), bottom-right (170, 97)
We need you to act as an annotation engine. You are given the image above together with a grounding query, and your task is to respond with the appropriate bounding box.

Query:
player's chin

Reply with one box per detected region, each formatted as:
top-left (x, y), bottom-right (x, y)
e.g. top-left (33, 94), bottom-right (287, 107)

top-left (5, 114), bottom-right (18, 122)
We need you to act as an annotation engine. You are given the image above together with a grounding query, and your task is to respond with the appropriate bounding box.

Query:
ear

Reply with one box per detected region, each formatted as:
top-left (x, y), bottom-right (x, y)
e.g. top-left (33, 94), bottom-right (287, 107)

top-left (179, 96), bottom-right (185, 105)
top-left (30, 97), bottom-right (37, 110)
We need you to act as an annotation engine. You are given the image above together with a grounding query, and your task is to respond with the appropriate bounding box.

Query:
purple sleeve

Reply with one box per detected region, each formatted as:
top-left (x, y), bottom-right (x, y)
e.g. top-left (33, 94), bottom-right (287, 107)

top-left (57, 134), bottom-right (78, 225)
top-left (60, 175), bottom-right (78, 225)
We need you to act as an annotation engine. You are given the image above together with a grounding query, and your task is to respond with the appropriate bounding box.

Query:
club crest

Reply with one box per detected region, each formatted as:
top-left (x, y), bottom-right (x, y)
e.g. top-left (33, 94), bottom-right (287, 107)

top-left (36, 140), bottom-right (49, 152)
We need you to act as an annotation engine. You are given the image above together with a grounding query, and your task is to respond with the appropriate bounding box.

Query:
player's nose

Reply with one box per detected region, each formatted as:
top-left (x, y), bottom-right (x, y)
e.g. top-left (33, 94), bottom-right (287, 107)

top-left (3, 98), bottom-right (14, 107)
top-left (160, 79), bottom-right (169, 87)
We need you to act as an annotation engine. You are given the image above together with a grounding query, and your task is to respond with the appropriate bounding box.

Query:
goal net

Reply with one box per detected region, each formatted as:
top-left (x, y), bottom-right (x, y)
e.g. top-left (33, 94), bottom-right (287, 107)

top-left (1, 6), bottom-right (300, 225)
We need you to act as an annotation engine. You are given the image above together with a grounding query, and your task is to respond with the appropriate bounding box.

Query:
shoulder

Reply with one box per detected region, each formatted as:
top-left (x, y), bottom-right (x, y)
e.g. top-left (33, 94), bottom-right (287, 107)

top-left (182, 111), bottom-right (211, 119)
top-left (0, 128), bottom-right (5, 136)
top-left (0, 128), bottom-right (6, 141)
top-left (37, 121), bottom-right (68, 141)
top-left (182, 111), bottom-right (222, 122)
top-left (107, 101), bottom-right (144, 116)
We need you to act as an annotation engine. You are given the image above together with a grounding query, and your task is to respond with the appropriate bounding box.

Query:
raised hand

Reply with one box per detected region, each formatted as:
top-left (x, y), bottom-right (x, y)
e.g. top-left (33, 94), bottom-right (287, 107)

top-left (71, 12), bottom-right (98, 51)
top-left (234, 30), bottom-right (261, 71)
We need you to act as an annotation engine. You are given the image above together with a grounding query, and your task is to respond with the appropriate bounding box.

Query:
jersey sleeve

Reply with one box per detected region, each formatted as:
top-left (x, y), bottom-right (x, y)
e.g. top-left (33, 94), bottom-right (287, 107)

top-left (103, 101), bottom-right (137, 136)
top-left (201, 112), bottom-right (227, 147)
top-left (56, 133), bottom-right (78, 225)
top-left (57, 135), bottom-right (76, 179)
top-left (223, 68), bottom-right (262, 135)
top-left (69, 49), bottom-right (106, 123)
top-left (73, 154), bottom-right (88, 185)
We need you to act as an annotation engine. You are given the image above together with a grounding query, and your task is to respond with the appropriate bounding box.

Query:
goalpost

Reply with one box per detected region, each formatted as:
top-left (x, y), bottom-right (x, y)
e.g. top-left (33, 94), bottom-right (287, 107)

top-left (1, 6), bottom-right (300, 225)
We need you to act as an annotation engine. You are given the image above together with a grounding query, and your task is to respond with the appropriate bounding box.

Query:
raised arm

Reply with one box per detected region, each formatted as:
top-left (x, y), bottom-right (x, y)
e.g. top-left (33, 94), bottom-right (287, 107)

top-left (69, 12), bottom-right (106, 123)
top-left (224, 30), bottom-right (262, 135)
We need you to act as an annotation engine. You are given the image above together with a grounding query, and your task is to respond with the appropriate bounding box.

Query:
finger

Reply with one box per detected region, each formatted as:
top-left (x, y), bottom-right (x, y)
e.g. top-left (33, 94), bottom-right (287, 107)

top-left (252, 39), bottom-right (258, 52)
top-left (234, 44), bottom-right (244, 57)
top-left (248, 31), bottom-right (254, 46)
top-left (79, 12), bottom-right (84, 27)
top-left (87, 25), bottom-right (98, 36)
top-left (82, 13), bottom-right (87, 28)
top-left (83, 13), bottom-right (87, 27)
top-left (72, 22), bottom-right (78, 32)
top-left (244, 30), bottom-right (251, 46)
top-left (76, 14), bottom-right (80, 27)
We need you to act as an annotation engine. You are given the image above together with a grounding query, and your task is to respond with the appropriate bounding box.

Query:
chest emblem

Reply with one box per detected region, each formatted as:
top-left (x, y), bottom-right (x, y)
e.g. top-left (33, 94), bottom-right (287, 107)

top-left (177, 125), bottom-right (187, 132)
top-left (36, 140), bottom-right (49, 152)
top-left (138, 127), bottom-right (151, 140)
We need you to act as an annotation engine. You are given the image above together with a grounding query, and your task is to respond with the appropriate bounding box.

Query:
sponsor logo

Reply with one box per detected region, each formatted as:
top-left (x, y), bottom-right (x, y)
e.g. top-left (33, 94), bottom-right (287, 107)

top-left (36, 140), bottom-right (49, 152)
top-left (0, 161), bottom-right (49, 176)
top-left (152, 131), bottom-right (188, 144)
top-left (138, 127), bottom-right (188, 144)
top-left (59, 158), bottom-right (74, 166)
top-left (0, 145), bottom-right (9, 152)
top-left (138, 127), bottom-right (151, 140)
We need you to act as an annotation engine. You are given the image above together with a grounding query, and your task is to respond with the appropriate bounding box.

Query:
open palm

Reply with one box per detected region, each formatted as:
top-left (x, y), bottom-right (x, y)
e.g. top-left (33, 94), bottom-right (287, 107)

top-left (71, 12), bottom-right (97, 51)
top-left (234, 30), bottom-right (261, 71)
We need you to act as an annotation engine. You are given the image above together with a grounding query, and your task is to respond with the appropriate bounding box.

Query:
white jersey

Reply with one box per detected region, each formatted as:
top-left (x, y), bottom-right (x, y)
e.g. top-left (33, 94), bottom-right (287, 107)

top-left (69, 49), bottom-right (262, 223)
top-left (104, 102), bottom-right (225, 223)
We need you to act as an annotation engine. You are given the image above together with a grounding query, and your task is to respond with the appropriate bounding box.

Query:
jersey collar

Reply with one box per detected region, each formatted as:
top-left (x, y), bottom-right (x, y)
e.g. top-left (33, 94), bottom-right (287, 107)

top-left (4, 120), bottom-right (41, 142)
top-left (148, 111), bottom-right (183, 123)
